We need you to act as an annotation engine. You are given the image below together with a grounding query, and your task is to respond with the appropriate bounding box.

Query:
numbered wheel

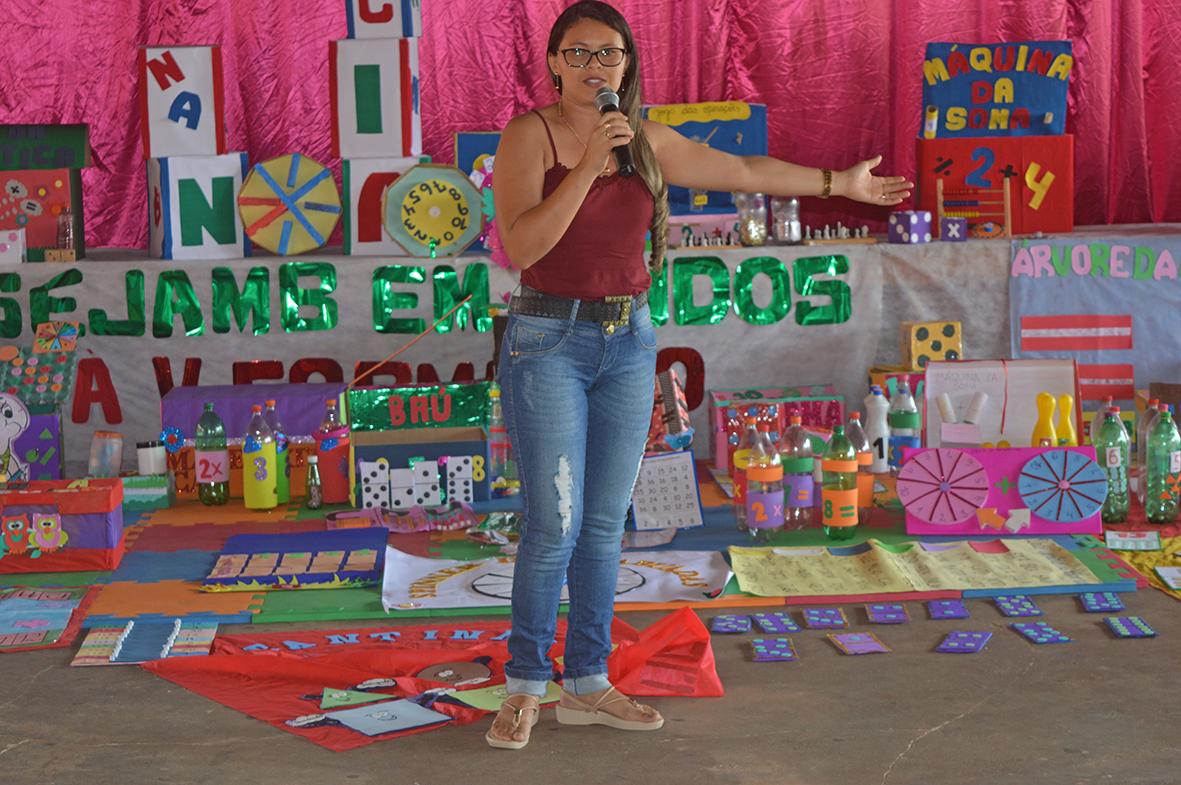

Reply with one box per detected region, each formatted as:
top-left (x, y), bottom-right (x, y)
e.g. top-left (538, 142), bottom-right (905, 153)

top-left (382, 164), bottom-right (484, 257)
top-left (896, 448), bottom-right (989, 525)
top-left (1018, 449), bottom-right (1107, 523)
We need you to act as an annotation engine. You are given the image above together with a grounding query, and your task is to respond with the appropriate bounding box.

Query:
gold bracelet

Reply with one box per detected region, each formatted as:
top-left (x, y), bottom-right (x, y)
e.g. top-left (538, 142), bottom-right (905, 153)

top-left (820, 168), bottom-right (832, 199)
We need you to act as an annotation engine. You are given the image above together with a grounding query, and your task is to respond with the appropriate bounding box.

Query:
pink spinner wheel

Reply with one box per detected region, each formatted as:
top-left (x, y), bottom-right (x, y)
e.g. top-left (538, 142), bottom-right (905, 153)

top-left (896, 448), bottom-right (990, 525)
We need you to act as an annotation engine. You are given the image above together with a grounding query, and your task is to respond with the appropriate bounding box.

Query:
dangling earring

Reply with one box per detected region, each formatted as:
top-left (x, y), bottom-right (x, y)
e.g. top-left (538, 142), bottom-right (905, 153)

top-left (619, 83), bottom-right (626, 93)
top-left (551, 72), bottom-right (562, 93)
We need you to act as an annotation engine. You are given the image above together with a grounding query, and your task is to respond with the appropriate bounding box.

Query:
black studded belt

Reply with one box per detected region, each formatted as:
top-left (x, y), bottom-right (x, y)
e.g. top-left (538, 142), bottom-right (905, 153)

top-left (509, 286), bottom-right (647, 334)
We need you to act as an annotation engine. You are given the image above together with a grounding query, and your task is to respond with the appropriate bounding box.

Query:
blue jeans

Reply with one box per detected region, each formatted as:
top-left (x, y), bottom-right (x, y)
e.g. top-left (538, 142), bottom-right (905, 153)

top-left (499, 301), bottom-right (657, 697)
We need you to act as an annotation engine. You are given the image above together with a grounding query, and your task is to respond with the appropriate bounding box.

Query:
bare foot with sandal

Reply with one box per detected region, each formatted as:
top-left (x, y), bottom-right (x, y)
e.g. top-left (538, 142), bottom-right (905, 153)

top-left (556, 686), bottom-right (664, 731)
top-left (485, 694), bottom-right (541, 750)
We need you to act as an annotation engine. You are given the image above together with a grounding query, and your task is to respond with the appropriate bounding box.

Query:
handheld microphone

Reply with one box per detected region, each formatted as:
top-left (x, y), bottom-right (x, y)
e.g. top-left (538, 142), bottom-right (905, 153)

top-left (594, 86), bottom-right (636, 177)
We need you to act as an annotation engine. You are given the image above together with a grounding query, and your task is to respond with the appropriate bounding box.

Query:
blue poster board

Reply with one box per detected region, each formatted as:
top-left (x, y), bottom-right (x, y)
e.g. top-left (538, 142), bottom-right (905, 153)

top-left (643, 102), bottom-right (768, 215)
top-left (921, 42), bottom-right (1072, 138)
top-left (454, 132), bottom-right (500, 252)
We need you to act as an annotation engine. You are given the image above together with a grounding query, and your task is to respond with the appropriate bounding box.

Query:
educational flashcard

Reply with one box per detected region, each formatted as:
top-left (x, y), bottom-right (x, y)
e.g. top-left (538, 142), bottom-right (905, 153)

top-left (994, 595), bottom-right (1043, 617)
top-left (326, 699), bottom-right (452, 736)
top-left (828, 632), bottom-right (890, 655)
top-left (927, 599), bottom-right (970, 620)
top-left (1011, 621), bottom-right (1070, 644)
top-left (1104, 616), bottom-right (1156, 639)
top-left (751, 611), bottom-right (801, 634)
top-left (936, 631), bottom-right (993, 653)
top-left (710, 614), bottom-right (751, 634)
top-left (1079, 592), bottom-right (1124, 613)
top-left (630, 450), bottom-right (705, 531)
top-left (1105, 531), bottom-right (1161, 551)
top-left (866, 603), bottom-right (909, 624)
top-left (750, 637), bottom-right (797, 662)
top-left (802, 608), bottom-right (848, 629)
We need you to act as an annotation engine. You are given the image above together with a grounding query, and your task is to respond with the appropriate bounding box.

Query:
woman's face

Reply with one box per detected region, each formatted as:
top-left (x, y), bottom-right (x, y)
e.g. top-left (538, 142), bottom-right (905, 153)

top-left (548, 18), bottom-right (629, 102)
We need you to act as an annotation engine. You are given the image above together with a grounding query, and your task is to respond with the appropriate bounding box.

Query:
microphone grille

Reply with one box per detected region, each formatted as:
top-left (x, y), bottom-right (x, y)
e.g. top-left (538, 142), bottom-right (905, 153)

top-left (594, 86), bottom-right (619, 111)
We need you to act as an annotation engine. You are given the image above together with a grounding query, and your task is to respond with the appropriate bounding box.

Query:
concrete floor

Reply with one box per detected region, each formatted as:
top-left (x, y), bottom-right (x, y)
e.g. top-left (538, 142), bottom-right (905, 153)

top-left (2, 590), bottom-right (1178, 785)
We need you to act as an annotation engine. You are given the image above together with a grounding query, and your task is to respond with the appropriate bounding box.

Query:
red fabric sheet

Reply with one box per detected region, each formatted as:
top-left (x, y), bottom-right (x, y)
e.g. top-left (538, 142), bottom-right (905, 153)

top-left (0, 1), bottom-right (1176, 250)
top-left (144, 610), bottom-right (721, 751)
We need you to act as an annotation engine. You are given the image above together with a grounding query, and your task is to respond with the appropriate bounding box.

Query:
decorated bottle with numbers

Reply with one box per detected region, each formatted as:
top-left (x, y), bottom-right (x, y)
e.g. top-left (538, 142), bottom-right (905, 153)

top-left (821, 425), bottom-right (859, 541)
top-left (746, 424), bottom-right (784, 542)
top-left (731, 416), bottom-right (760, 531)
top-left (1145, 406), bottom-right (1181, 524)
top-left (778, 415), bottom-right (814, 530)
top-left (242, 405), bottom-right (278, 510)
top-left (316, 399), bottom-right (351, 505)
top-left (845, 412), bottom-right (875, 519)
top-left (263, 399), bottom-right (290, 505)
top-left (1096, 408), bottom-right (1129, 523)
top-left (863, 386), bottom-right (891, 474)
top-left (194, 403), bottom-right (229, 506)
top-left (887, 378), bottom-right (920, 470)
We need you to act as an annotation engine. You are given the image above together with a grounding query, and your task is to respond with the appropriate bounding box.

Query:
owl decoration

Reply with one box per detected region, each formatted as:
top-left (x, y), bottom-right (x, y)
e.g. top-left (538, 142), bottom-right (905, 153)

top-left (2, 514), bottom-right (30, 555)
top-left (30, 512), bottom-right (67, 553)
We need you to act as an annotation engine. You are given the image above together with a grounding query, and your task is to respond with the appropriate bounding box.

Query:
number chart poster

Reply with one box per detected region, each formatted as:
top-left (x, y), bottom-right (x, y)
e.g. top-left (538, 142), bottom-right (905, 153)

top-left (920, 42), bottom-right (1072, 138)
top-left (1009, 236), bottom-right (1181, 405)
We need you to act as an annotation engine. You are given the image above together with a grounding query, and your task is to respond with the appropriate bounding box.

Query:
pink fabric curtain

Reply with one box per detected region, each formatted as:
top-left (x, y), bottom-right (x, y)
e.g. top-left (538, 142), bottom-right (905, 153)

top-left (0, 0), bottom-right (1175, 248)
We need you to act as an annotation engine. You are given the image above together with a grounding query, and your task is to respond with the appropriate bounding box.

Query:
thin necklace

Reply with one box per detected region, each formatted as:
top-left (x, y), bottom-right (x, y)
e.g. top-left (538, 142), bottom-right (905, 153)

top-left (557, 101), bottom-right (612, 176)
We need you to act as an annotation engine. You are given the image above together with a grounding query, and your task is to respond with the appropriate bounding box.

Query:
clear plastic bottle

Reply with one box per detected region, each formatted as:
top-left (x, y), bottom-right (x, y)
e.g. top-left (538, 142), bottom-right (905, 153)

top-left (731, 416), bottom-right (760, 532)
top-left (778, 415), bottom-right (814, 530)
top-left (243, 404), bottom-right (278, 510)
top-left (822, 425), bottom-right (859, 541)
top-left (1146, 406), bottom-right (1181, 525)
top-left (1096, 407), bottom-right (1129, 524)
top-left (194, 402), bottom-right (229, 506)
top-left (845, 411), bottom-right (875, 519)
top-left (488, 384), bottom-right (518, 497)
top-left (746, 424), bottom-right (784, 542)
top-left (863, 385), bottom-right (891, 474)
top-left (305, 455), bottom-right (323, 510)
top-left (316, 398), bottom-right (351, 505)
top-left (887, 378), bottom-right (920, 470)
top-left (1137, 402), bottom-right (1164, 504)
top-left (263, 399), bottom-right (290, 505)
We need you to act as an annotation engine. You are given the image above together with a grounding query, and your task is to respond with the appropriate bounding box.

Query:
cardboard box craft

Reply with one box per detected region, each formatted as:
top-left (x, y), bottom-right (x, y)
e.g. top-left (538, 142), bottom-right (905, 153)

top-left (923, 359), bottom-right (1081, 449)
top-left (900, 321), bottom-right (963, 371)
top-left (350, 427), bottom-right (490, 507)
top-left (708, 386), bottom-right (844, 471)
top-left (0, 479), bottom-right (125, 573)
top-left (161, 383), bottom-right (346, 442)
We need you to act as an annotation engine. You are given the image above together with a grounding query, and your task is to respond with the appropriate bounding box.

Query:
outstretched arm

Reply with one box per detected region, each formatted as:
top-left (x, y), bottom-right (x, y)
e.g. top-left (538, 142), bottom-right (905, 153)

top-left (645, 121), bottom-right (912, 206)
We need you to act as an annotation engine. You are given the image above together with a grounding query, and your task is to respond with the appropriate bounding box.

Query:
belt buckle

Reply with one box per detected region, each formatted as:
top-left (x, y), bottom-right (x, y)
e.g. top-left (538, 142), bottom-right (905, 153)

top-left (602, 295), bottom-right (631, 334)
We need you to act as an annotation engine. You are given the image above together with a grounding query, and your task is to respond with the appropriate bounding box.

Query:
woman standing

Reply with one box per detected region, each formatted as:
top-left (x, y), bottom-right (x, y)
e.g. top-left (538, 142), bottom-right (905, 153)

top-left (488, 1), bottom-right (911, 750)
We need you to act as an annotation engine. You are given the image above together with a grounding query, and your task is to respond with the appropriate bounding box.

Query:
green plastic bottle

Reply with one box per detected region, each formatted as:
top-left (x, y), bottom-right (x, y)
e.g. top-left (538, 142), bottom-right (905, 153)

top-left (822, 425), bottom-right (859, 541)
top-left (194, 403), bottom-right (229, 506)
top-left (1145, 406), bottom-right (1181, 524)
top-left (1096, 408), bottom-right (1129, 523)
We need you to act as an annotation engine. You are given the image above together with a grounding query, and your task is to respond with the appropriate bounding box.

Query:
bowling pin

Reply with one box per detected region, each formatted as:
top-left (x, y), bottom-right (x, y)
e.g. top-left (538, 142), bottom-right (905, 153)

top-left (1056, 394), bottom-right (1078, 446)
top-left (1031, 391), bottom-right (1058, 447)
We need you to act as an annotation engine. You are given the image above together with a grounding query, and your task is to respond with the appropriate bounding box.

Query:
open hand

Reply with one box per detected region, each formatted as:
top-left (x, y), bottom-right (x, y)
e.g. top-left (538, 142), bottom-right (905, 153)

top-left (840, 155), bottom-right (912, 206)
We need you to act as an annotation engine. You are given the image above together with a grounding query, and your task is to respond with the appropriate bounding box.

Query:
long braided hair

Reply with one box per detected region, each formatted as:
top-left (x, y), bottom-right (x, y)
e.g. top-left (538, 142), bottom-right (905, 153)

top-left (546, 1), bottom-right (669, 273)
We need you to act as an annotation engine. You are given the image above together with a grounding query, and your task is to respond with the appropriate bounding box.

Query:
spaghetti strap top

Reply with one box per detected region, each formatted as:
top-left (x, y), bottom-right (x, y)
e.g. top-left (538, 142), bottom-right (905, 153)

top-left (520, 110), bottom-right (655, 299)
top-left (536, 109), bottom-right (559, 166)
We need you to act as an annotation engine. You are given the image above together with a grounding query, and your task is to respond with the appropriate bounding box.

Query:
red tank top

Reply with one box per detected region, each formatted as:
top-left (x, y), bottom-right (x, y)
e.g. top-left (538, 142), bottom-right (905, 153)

top-left (520, 110), bottom-right (655, 299)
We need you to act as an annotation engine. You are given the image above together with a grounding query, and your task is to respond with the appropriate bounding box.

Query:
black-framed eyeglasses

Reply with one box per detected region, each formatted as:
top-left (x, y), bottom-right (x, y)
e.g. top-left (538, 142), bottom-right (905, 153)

top-left (560, 47), bottom-right (628, 68)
